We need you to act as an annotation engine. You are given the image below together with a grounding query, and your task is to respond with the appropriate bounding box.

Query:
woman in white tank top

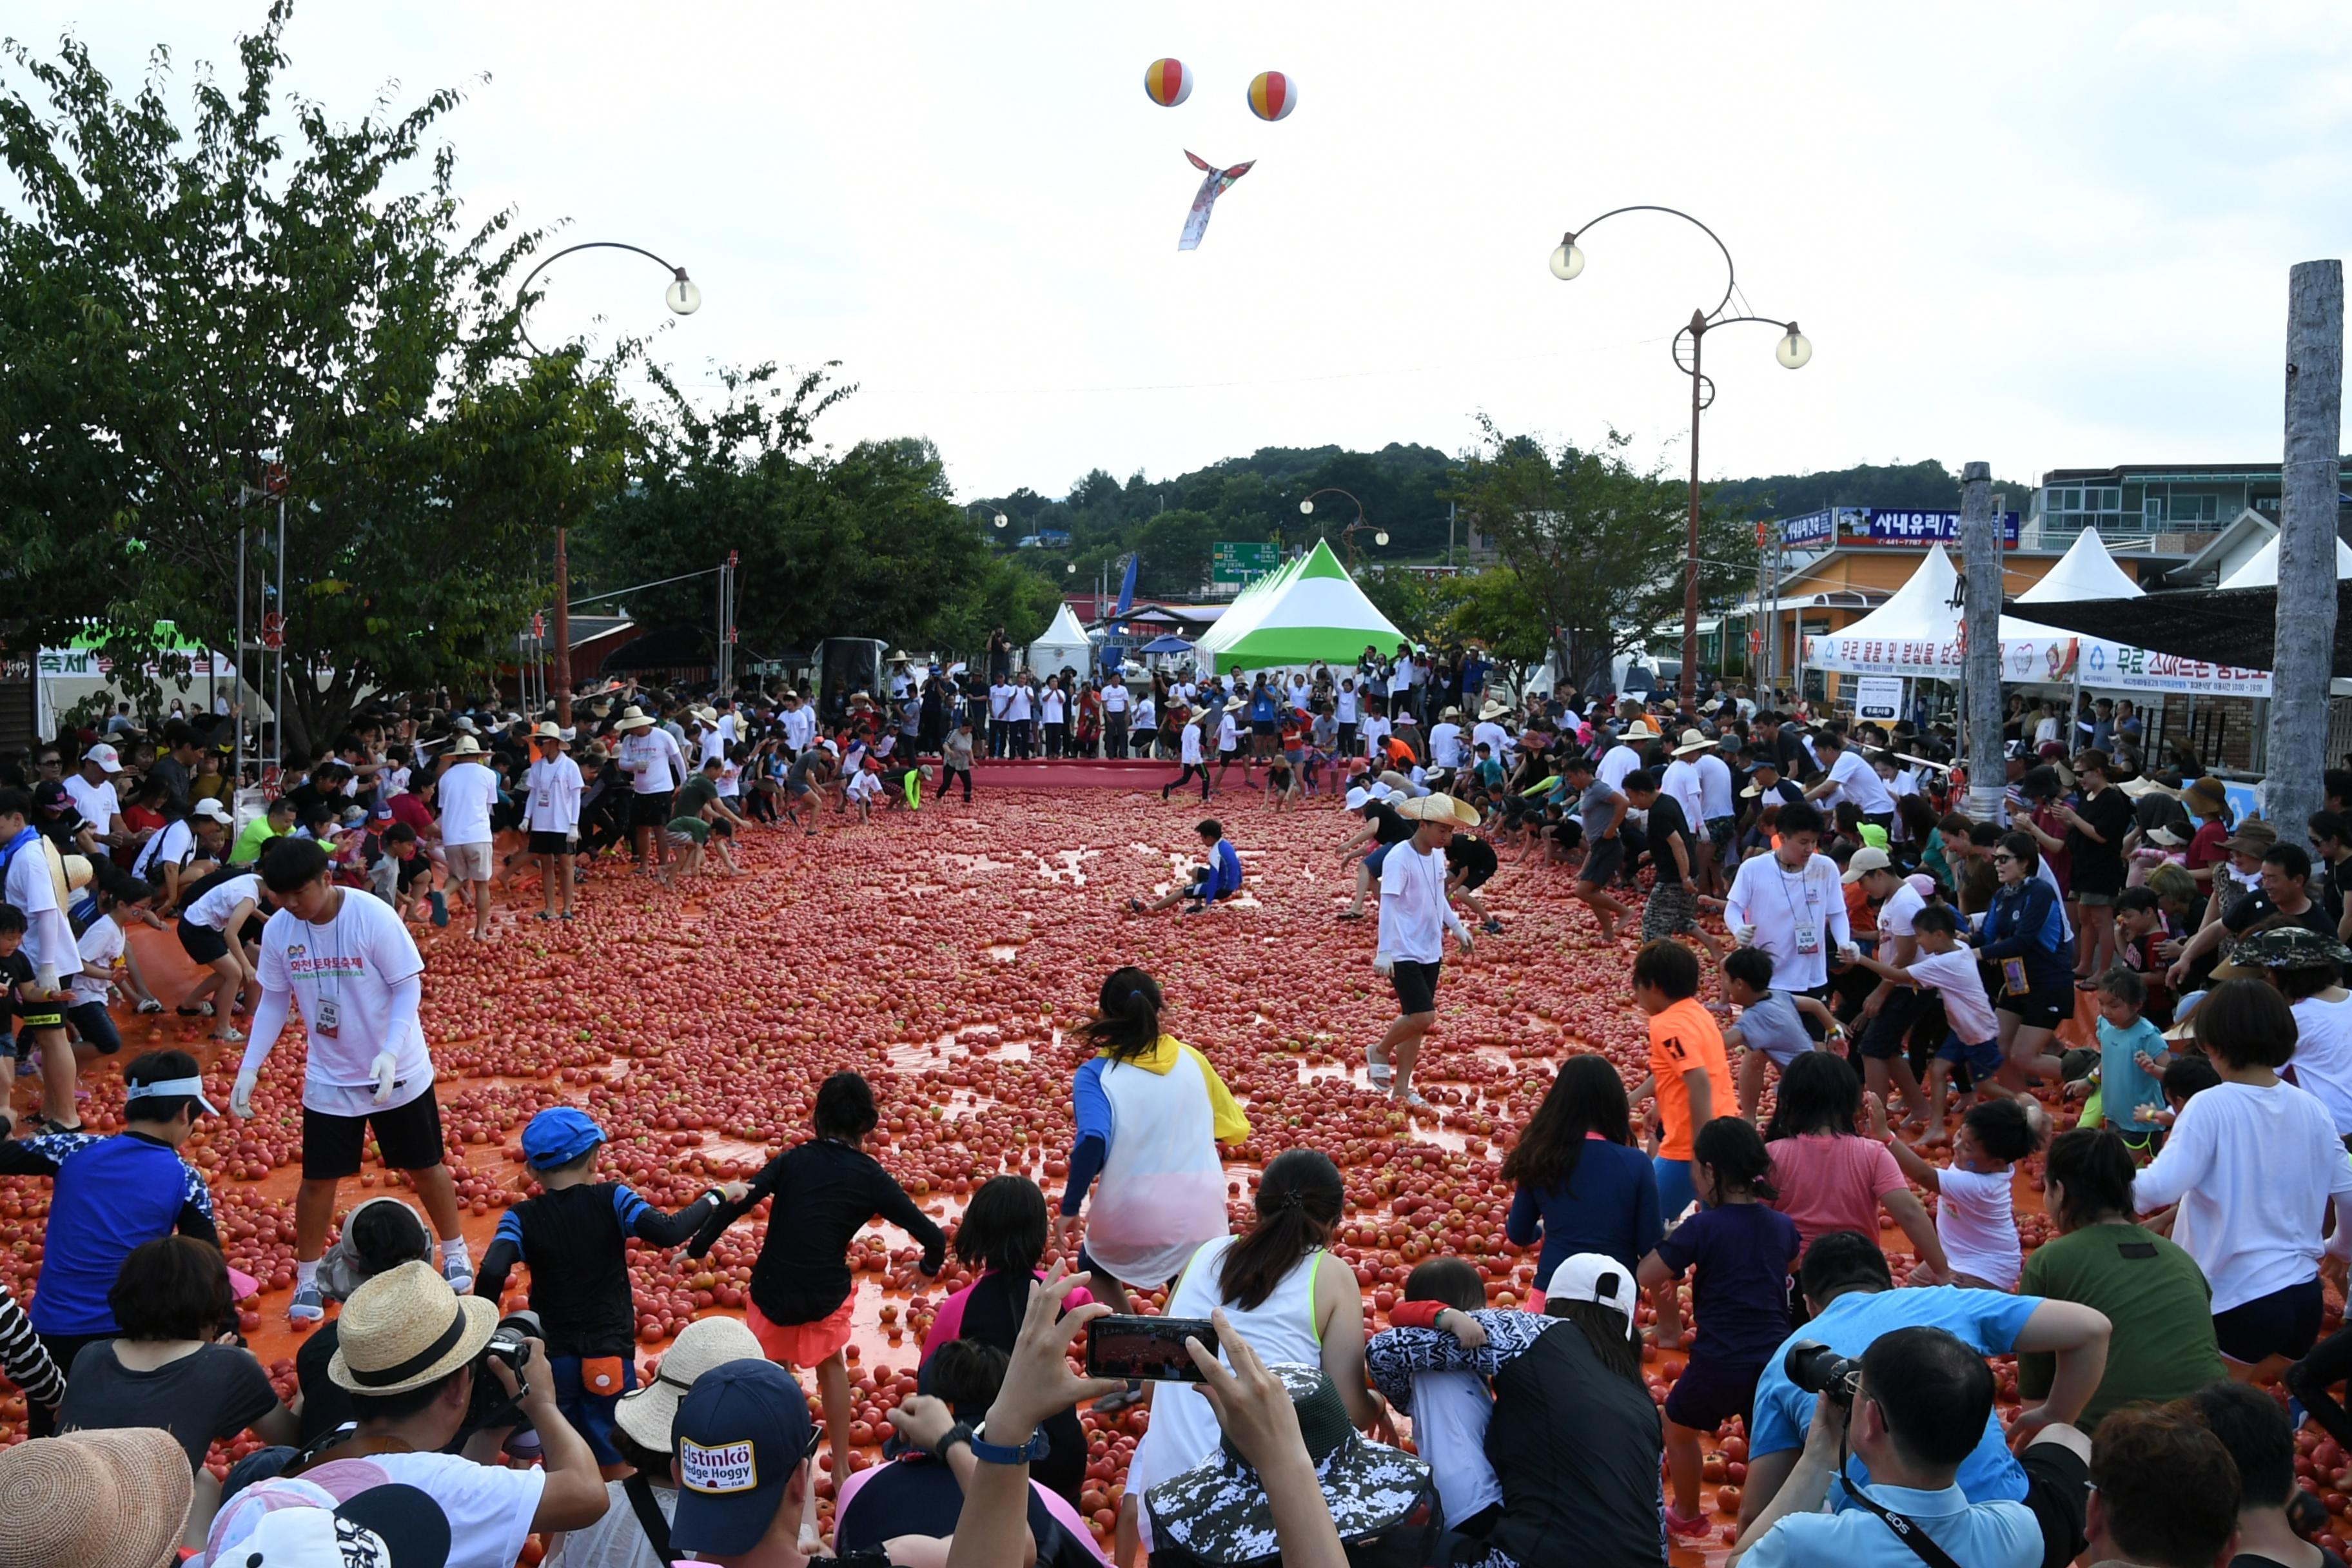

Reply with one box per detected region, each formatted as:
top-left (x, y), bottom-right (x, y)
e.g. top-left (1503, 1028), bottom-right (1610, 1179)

top-left (1115, 1149), bottom-right (1389, 1562)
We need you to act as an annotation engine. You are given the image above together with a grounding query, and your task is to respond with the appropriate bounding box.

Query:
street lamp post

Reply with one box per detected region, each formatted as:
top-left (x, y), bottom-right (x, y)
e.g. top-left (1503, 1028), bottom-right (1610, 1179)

top-left (516, 240), bottom-right (703, 725)
top-left (1548, 207), bottom-right (1809, 707)
top-left (965, 502), bottom-right (1011, 541)
top-left (1298, 488), bottom-right (1389, 574)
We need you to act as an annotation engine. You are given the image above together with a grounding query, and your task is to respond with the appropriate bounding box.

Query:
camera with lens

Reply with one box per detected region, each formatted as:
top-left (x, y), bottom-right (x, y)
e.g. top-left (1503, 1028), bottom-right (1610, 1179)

top-left (1783, 1338), bottom-right (1861, 1406)
top-left (463, 1309), bottom-right (543, 1437)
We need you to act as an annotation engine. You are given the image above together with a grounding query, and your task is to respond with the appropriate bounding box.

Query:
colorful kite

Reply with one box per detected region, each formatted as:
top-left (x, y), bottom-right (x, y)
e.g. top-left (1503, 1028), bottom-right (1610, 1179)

top-left (1247, 71), bottom-right (1297, 121)
top-left (1179, 150), bottom-right (1255, 251)
top-left (1143, 57), bottom-right (1192, 106)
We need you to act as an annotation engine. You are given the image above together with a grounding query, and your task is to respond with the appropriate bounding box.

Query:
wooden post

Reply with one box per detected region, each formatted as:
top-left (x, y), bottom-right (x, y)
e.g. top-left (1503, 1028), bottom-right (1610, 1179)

top-left (1961, 461), bottom-right (2006, 820)
top-left (2267, 259), bottom-right (2343, 848)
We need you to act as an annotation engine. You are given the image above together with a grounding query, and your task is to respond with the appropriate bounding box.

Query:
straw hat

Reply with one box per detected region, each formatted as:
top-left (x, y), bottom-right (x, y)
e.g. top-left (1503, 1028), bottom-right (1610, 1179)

top-left (0, 1428), bottom-right (191, 1568)
top-left (445, 734), bottom-right (483, 757)
top-left (1619, 719), bottom-right (1662, 741)
top-left (2222, 821), bottom-right (2278, 858)
top-left (693, 706), bottom-right (720, 725)
top-left (328, 1260), bottom-right (499, 1396)
top-left (531, 721), bottom-right (564, 741)
top-left (1670, 728), bottom-right (1715, 756)
top-left (614, 1314), bottom-right (769, 1451)
top-left (614, 705), bottom-right (656, 732)
top-left (1478, 700), bottom-right (1512, 721)
top-left (1396, 794), bottom-right (1478, 827)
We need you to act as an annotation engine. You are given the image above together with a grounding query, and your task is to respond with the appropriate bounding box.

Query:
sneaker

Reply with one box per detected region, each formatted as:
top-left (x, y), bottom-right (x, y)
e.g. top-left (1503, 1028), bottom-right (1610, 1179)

top-left (288, 1281), bottom-right (325, 1324)
top-left (1479, 918), bottom-right (1503, 934)
top-left (428, 890), bottom-right (449, 928)
top-left (1665, 1504), bottom-right (1711, 1538)
top-left (442, 1250), bottom-right (475, 1295)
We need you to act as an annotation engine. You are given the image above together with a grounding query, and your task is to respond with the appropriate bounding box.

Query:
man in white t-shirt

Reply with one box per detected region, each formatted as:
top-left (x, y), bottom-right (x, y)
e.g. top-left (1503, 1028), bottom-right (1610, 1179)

top-left (1005, 677), bottom-right (1036, 760)
top-left (1428, 708), bottom-right (1465, 773)
top-left (779, 692), bottom-right (816, 756)
top-left (306, 1260), bottom-right (611, 1562)
top-left (1843, 848), bottom-right (1932, 1126)
top-left (0, 790), bottom-right (83, 1132)
top-left (987, 680), bottom-right (1014, 759)
top-left (614, 708), bottom-right (687, 874)
top-left (237, 837), bottom-right (475, 1322)
top-left (432, 736), bottom-right (500, 943)
top-left (1724, 801), bottom-right (1859, 995)
top-left (521, 724), bottom-right (585, 921)
top-left (1694, 739), bottom-right (1738, 896)
top-left (63, 742), bottom-right (127, 849)
top-left (1471, 704), bottom-right (1513, 769)
top-left (1805, 731), bottom-right (1894, 824)
top-left (1101, 677), bottom-right (1132, 758)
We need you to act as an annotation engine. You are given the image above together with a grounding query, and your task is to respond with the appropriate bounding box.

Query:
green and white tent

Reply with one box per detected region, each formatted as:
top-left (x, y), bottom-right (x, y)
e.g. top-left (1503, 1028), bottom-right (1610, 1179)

top-left (1192, 540), bottom-right (1408, 674)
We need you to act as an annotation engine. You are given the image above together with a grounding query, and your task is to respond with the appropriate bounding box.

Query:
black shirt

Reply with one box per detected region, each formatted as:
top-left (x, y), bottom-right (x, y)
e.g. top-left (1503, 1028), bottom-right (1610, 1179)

top-left (691, 1139), bottom-right (946, 1326)
top-left (2065, 786), bottom-right (2135, 896)
top-left (2222, 890), bottom-right (2338, 941)
top-left (1445, 832), bottom-right (1499, 881)
top-left (1367, 803), bottom-right (1417, 846)
top-left (836, 1456), bottom-right (1066, 1563)
top-left (1647, 794), bottom-right (1694, 887)
top-left (58, 1340), bottom-right (279, 1470)
top-left (478, 1182), bottom-right (722, 1358)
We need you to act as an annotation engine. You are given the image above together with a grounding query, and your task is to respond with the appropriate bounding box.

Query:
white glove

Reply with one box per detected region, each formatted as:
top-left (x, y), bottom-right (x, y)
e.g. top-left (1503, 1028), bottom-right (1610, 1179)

top-left (1836, 942), bottom-right (1861, 965)
top-left (370, 1052), bottom-right (399, 1104)
top-left (231, 1069), bottom-right (258, 1121)
top-left (1373, 956), bottom-right (1395, 978)
top-left (1730, 924), bottom-right (1756, 948)
top-left (31, 965), bottom-right (58, 999)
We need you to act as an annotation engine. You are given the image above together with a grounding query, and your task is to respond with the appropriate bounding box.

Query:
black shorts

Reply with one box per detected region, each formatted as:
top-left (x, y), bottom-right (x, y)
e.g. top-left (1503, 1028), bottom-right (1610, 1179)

top-left (527, 830), bottom-right (573, 855)
top-left (302, 1087), bottom-right (447, 1181)
top-left (2020, 1439), bottom-right (2090, 1568)
top-left (1580, 836), bottom-right (1625, 886)
top-left (2213, 1277), bottom-right (2326, 1365)
top-left (1856, 986), bottom-right (1923, 1061)
top-left (178, 919), bottom-right (231, 965)
top-left (1391, 959), bottom-right (1442, 1017)
top-left (2001, 985), bottom-right (2070, 1031)
top-left (1250, 720), bottom-right (1277, 737)
top-left (630, 790), bottom-right (676, 828)
top-left (1455, 864), bottom-right (1493, 893)
top-left (1661, 1355), bottom-right (1764, 1433)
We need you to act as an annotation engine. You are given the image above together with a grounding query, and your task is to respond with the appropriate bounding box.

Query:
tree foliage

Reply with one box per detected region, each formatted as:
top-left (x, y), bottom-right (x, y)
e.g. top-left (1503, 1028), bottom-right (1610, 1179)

top-left (576, 362), bottom-right (1060, 662)
top-left (1436, 568), bottom-right (1550, 694)
top-left (0, 3), bottom-right (636, 752)
top-left (1445, 420), bottom-right (1752, 693)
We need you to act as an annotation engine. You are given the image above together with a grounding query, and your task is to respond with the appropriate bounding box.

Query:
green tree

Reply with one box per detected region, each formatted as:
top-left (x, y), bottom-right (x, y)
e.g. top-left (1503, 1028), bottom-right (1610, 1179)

top-left (1446, 420), bottom-right (1752, 694)
top-left (581, 363), bottom-right (1058, 662)
top-left (0, 5), bottom-right (637, 754)
top-left (1436, 568), bottom-right (1550, 695)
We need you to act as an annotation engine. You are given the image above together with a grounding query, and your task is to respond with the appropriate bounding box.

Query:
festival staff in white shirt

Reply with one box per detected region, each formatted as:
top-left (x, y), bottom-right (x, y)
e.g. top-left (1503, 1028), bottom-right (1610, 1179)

top-left (1724, 801), bottom-right (1860, 1001)
top-left (1803, 730), bottom-right (1896, 827)
top-left (613, 707), bottom-right (687, 875)
top-left (432, 735), bottom-right (502, 943)
top-left (237, 836), bottom-right (475, 1324)
top-left (1371, 794), bottom-right (1477, 1108)
top-left (0, 790), bottom-right (83, 1131)
top-left (522, 723), bottom-right (585, 921)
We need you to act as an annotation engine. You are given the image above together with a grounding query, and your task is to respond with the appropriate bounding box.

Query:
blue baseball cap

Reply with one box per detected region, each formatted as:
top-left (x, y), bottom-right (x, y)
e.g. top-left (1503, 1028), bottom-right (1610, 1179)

top-left (670, 1360), bottom-right (814, 1556)
top-left (520, 1106), bottom-right (604, 1170)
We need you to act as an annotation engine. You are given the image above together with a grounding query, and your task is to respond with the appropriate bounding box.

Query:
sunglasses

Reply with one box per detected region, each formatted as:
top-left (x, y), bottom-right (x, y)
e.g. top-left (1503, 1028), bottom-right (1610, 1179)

top-left (1992, 852), bottom-right (2019, 864)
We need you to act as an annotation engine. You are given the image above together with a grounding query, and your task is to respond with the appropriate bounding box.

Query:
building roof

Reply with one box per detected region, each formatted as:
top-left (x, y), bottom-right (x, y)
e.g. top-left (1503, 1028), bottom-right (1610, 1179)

top-left (2042, 460), bottom-right (2352, 485)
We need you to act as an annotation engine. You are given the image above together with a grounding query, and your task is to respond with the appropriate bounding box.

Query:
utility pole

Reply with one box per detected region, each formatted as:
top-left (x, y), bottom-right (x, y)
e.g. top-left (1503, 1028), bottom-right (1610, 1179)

top-left (2267, 259), bottom-right (2343, 849)
top-left (1961, 461), bottom-right (2006, 821)
top-left (551, 529), bottom-right (572, 728)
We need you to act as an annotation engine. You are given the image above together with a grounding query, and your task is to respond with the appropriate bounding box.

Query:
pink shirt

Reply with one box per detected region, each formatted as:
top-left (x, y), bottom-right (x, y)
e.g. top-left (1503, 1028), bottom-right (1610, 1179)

top-left (920, 1269), bottom-right (1095, 1364)
top-left (1765, 1133), bottom-right (1906, 1255)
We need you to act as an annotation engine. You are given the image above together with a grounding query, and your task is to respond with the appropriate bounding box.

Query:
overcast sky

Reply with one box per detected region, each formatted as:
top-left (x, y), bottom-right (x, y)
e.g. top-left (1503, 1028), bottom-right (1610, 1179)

top-left (12, 3), bottom-right (2352, 503)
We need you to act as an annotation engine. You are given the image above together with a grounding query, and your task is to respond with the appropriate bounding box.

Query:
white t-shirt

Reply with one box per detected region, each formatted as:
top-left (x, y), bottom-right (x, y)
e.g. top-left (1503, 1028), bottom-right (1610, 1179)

top-left (1411, 1370), bottom-right (1504, 1531)
top-left (1471, 721), bottom-right (1511, 762)
top-left (185, 873), bottom-right (265, 932)
top-left (1359, 714), bottom-right (1389, 756)
top-left (3, 836), bottom-right (76, 982)
top-left (132, 818), bottom-right (197, 880)
top-left (1875, 882), bottom-right (1926, 945)
top-left (1696, 752), bottom-right (1736, 819)
top-left (549, 1478), bottom-right (673, 1568)
top-left (1935, 1165), bottom-right (2021, 1290)
top-left (524, 755), bottom-right (585, 835)
top-left (1377, 841), bottom-right (1466, 966)
top-left (1217, 712), bottom-right (1239, 750)
top-left (2134, 1078), bottom-right (2352, 1313)
top-left (618, 729), bottom-right (686, 795)
top-left (63, 774), bottom-right (121, 836)
top-left (1179, 724), bottom-right (1203, 765)
top-left (1006, 685), bottom-right (1034, 722)
top-left (1596, 743), bottom-right (1643, 792)
top-left (1102, 683), bottom-right (1130, 714)
top-left (1822, 750), bottom-right (1894, 814)
top-left (434, 761), bottom-right (499, 848)
top-left (69, 916), bottom-right (127, 1006)
top-left (1041, 689), bottom-right (1067, 724)
top-left (2290, 992), bottom-right (2352, 1135)
top-left (1132, 695), bottom-right (1155, 730)
top-left (257, 889), bottom-right (433, 1116)
top-left (1724, 853), bottom-right (1849, 993)
top-left (1336, 689), bottom-right (1359, 723)
top-left (1905, 948), bottom-right (1998, 1046)
top-left (1660, 758), bottom-right (1706, 834)
top-left (781, 707), bottom-right (815, 749)
top-left (320, 1452), bottom-right (544, 1568)
top-left (1428, 721), bottom-right (1464, 769)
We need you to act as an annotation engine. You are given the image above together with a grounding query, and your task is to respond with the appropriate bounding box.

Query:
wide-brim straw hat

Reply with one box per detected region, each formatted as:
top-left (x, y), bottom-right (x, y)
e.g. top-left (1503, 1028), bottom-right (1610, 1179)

top-left (0, 1427), bottom-right (191, 1568)
top-left (531, 721), bottom-right (564, 741)
top-left (1620, 720), bottom-right (1663, 741)
top-left (1671, 728), bottom-right (1715, 756)
top-left (445, 735), bottom-right (483, 756)
top-left (1396, 793), bottom-right (1479, 827)
top-left (615, 705), bottom-right (656, 731)
top-left (2184, 776), bottom-right (2228, 812)
top-left (328, 1260), bottom-right (499, 1396)
top-left (1478, 701), bottom-right (1511, 720)
top-left (613, 1315), bottom-right (769, 1451)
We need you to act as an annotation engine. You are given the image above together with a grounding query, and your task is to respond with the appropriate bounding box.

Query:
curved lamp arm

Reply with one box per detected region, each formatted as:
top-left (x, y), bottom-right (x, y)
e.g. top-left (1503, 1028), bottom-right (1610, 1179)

top-left (518, 240), bottom-right (700, 357)
top-left (1551, 205), bottom-right (1737, 320)
top-left (965, 500), bottom-right (1010, 529)
top-left (1298, 486), bottom-right (1368, 522)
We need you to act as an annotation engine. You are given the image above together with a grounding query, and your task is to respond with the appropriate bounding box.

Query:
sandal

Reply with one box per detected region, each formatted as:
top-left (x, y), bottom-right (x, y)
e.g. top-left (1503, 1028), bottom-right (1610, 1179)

top-left (177, 1003), bottom-right (215, 1019)
top-left (1336, 909), bottom-right (1365, 921)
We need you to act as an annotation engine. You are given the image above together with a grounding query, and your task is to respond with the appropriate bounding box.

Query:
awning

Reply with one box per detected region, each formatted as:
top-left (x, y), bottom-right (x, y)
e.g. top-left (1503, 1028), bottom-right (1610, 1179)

top-left (2014, 583), bottom-right (2335, 690)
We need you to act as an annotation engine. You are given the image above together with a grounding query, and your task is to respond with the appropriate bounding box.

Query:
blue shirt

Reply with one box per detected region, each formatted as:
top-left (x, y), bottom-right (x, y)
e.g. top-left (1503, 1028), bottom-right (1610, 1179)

top-left (1651, 1201), bottom-right (1799, 1367)
top-left (1750, 1286), bottom-right (2041, 1509)
top-left (1207, 839), bottom-right (1243, 900)
top-left (2095, 1015), bottom-right (2168, 1132)
top-left (1979, 878), bottom-right (2072, 994)
top-left (1740, 1482), bottom-right (2040, 1568)
top-left (1505, 1139), bottom-right (1663, 1285)
top-left (1737, 990), bottom-right (1814, 1065)
top-left (0, 1132), bottom-right (215, 1337)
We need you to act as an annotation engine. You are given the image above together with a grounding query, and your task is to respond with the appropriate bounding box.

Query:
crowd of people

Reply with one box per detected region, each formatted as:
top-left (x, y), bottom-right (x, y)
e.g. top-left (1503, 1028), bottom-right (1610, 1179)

top-left (1, 660), bottom-right (2350, 1568)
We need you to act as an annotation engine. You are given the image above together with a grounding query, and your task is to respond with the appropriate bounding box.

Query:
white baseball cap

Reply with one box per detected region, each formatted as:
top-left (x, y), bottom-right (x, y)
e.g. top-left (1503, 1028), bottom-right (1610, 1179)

top-left (192, 798), bottom-right (234, 825)
top-left (1547, 1252), bottom-right (1638, 1322)
top-left (83, 742), bottom-right (123, 774)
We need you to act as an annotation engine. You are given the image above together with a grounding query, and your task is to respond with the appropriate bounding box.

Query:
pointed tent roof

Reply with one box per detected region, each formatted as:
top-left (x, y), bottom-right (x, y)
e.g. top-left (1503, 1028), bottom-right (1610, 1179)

top-left (1193, 541), bottom-right (1408, 672)
top-left (2219, 531), bottom-right (2352, 589)
top-left (1812, 544), bottom-right (1960, 643)
top-left (2017, 531), bottom-right (2144, 603)
top-left (1026, 602), bottom-right (1093, 674)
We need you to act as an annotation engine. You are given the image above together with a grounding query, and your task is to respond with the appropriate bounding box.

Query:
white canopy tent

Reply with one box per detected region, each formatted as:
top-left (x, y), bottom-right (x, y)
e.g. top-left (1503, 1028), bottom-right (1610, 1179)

top-left (2016, 529), bottom-right (2146, 604)
top-left (1804, 546), bottom-right (2080, 683)
top-left (2218, 531), bottom-right (2352, 589)
top-left (1026, 603), bottom-right (1093, 680)
top-left (2029, 531), bottom-right (2276, 698)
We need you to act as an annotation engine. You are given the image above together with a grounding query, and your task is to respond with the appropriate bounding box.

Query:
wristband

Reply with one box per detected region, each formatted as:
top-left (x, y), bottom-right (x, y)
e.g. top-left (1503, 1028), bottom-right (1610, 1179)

top-left (935, 1422), bottom-right (975, 1464)
top-left (966, 1424), bottom-right (1051, 1465)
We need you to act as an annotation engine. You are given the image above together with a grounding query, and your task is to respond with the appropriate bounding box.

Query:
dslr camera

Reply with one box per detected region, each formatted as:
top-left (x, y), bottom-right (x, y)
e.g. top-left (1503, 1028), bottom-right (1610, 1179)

top-left (1783, 1339), bottom-right (1861, 1406)
top-left (464, 1308), bottom-right (544, 1435)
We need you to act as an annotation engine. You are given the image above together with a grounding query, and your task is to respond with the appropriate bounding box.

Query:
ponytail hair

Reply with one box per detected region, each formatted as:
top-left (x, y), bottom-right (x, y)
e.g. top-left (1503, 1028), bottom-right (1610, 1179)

top-left (1083, 966), bottom-right (1164, 1064)
top-left (1692, 1116), bottom-right (1776, 1202)
top-left (1218, 1148), bottom-right (1344, 1313)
